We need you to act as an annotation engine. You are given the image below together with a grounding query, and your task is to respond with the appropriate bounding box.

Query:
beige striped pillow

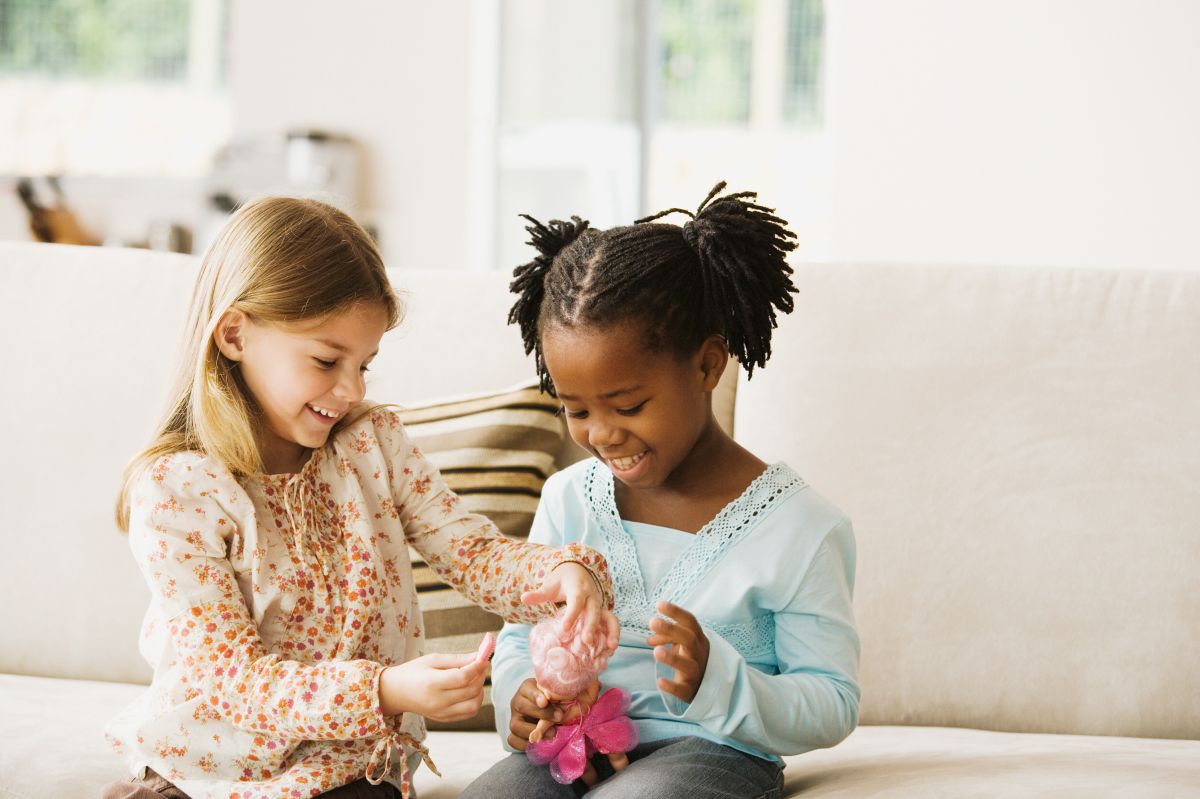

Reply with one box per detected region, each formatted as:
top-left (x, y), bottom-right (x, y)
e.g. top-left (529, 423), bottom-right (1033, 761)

top-left (397, 380), bottom-right (562, 730)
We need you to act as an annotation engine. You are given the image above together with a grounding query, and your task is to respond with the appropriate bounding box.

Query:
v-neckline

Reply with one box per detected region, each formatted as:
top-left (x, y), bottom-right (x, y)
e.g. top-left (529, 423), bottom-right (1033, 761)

top-left (584, 459), bottom-right (803, 635)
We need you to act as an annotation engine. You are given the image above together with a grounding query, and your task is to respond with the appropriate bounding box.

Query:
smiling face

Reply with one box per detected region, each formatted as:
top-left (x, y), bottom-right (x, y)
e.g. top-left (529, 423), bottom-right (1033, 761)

top-left (541, 320), bottom-right (726, 491)
top-left (215, 301), bottom-right (388, 474)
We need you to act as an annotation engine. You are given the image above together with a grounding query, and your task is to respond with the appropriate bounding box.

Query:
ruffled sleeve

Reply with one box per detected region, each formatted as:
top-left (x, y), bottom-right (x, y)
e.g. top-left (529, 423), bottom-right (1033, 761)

top-left (366, 409), bottom-right (614, 622)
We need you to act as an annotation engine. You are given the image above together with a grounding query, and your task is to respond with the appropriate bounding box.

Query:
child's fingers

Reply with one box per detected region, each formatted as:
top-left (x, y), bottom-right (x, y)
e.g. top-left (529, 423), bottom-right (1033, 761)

top-left (440, 695), bottom-right (485, 721)
top-left (656, 676), bottom-right (692, 702)
top-left (520, 586), bottom-right (557, 607)
top-left (422, 651), bottom-right (478, 670)
top-left (647, 616), bottom-right (687, 647)
top-left (513, 682), bottom-right (559, 721)
top-left (602, 609), bottom-right (621, 652)
top-left (656, 599), bottom-right (699, 629)
top-left (653, 643), bottom-right (697, 675)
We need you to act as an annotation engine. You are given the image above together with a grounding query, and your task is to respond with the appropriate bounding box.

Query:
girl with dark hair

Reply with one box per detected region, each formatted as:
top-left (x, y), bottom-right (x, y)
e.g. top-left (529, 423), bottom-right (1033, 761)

top-left (464, 183), bottom-right (861, 798)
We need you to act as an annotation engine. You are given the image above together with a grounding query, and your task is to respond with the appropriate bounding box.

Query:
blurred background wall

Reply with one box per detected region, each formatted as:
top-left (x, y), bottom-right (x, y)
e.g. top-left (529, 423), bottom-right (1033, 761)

top-left (2, 0), bottom-right (1198, 272)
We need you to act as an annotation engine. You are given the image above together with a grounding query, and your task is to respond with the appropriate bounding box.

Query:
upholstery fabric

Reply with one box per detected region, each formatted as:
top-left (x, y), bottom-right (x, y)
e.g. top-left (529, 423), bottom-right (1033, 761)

top-left (7, 673), bottom-right (1192, 799)
top-left (735, 263), bottom-right (1200, 739)
top-left (396, 381), bottom-right (564, 730)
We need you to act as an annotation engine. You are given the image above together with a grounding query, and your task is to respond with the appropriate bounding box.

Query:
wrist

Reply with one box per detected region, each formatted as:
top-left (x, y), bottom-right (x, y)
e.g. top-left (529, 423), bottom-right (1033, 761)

top-left (553, 560), bottom-right (605, 600)
top-left (378, 664), bottom-right (407, 717)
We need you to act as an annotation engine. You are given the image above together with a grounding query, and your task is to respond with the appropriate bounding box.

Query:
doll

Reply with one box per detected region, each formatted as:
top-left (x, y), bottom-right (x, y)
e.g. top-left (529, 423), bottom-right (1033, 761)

top-left (525, 610), bottom-right (638, 785)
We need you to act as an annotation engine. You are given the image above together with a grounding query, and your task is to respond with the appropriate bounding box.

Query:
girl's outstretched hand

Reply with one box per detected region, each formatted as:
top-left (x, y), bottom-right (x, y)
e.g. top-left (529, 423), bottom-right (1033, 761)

top-left (648, 599), bottom-right (711, 704)
top-left (520, 561), bottom-right (620, 652)
top-left (378, 650), bottom-right (488, 721)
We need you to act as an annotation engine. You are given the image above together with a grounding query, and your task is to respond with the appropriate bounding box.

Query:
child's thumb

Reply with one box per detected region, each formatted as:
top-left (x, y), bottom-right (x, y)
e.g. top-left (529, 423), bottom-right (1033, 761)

top-left (424, 651), bottom-right (478, 670)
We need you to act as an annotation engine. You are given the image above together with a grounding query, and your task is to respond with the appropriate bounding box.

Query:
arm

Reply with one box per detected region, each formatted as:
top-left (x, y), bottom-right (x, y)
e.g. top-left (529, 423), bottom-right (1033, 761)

top-left (662, 520), bottom-right (861, 753)
top-left (376, 411), bottom-right (613, 623)
top-left (128, 455), bottom-right (391, 742)
top-left (489, 486), bottom-right (564, 750)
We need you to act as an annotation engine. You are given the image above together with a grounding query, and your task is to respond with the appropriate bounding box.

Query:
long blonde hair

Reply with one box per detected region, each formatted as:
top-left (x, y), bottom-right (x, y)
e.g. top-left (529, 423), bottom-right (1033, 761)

top-left (115, 196), bottom-right (401, 532)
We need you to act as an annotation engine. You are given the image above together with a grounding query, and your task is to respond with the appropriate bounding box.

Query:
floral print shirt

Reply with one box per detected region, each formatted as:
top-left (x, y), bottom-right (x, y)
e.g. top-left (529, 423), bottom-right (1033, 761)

top-left (105, 408), bottom-right (613, 799)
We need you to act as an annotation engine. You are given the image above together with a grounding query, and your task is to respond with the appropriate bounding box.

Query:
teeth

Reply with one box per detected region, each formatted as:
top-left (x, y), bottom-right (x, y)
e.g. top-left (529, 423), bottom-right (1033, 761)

top-left (309, 404), bottom-right (339, 418)
top-left (610, 452), bottom-right (646, 471)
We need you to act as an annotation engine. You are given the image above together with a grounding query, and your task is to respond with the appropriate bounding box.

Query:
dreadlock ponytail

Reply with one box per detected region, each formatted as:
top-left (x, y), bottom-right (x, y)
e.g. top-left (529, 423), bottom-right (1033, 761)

top-left (673, 181), bottom-right (799, 378)
top-left (508, 215), bottom-right (591, 392)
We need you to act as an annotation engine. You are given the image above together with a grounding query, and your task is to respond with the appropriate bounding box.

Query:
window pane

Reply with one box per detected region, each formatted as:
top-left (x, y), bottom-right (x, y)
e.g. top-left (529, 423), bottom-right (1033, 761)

top-left (783, 0), bottom-right (823, 126)
top-left (0, 0), bottom-right (199, 81)
top-left (659, 0), bottom-right (754, 124)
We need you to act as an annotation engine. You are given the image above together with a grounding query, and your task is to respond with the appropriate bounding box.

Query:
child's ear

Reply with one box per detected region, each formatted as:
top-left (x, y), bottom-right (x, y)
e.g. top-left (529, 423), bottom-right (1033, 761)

top-left (214, 308), bottom-right (249, 362)
top-left (698, 334), bottom-right (729, 392)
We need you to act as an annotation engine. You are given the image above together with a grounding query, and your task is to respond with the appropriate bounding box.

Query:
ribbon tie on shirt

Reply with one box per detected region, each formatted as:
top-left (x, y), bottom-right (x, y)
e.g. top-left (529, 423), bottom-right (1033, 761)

top-left (282, 471), bottom-right (332, 577)
top-left (365, 730), bottom-right (441, 796)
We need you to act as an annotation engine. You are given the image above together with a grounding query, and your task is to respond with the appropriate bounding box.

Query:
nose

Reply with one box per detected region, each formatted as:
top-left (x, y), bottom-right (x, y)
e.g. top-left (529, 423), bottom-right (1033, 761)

top-left (587, 417), bottom-right (625, 452)
top-left (332, 367), bottom-right (366, 405)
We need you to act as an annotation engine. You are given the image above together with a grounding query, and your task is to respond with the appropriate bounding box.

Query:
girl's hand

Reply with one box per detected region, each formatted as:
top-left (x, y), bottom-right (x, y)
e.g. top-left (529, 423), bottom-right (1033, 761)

top-left (507, 677), bottom-right (602, 750)
top-left (378, 651), bottom-right (488, 721)
top-left (521, 562), bottom-right (620, 652)
top-left (507, 677), bottom-right (561, 751)
top-left (647, 599), bottom-right (710, 704)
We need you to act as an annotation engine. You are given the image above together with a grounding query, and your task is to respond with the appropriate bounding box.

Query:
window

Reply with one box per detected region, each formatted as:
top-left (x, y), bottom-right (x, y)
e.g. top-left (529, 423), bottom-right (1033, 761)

top-left (0, 0), bottom-right (230, 177)
top-left (487, 0), bottom-right (830, 271)
top-left (659, 0), bottom-right (755, 124)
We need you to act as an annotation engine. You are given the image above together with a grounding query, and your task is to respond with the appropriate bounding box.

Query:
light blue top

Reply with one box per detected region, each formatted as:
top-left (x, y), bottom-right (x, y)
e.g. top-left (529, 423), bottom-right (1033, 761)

top-left (491, 458), bottom-right (861, 763)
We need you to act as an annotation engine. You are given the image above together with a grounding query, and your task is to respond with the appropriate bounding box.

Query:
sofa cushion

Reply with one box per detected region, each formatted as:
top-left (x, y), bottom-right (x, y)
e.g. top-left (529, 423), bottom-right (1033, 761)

top-left (7, 670), bottom-right (1195, 799)
top-left (735, 263), bottom-right (1200, 740)
top-left (408, 725), bottom-right (1200, 799)
top-left (396, 381), bottom-right (563, 731)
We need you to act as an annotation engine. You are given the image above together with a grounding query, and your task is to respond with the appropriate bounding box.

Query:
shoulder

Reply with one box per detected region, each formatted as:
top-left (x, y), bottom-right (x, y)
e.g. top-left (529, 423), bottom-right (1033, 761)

top-left (131, 450), bottom-right (242, 503)
top-left (126, 451), bottom-right (247, 542)
top-left (328, 402), bottom-right (413, 458)
top-left (762, 462), bottom-right (855, 551)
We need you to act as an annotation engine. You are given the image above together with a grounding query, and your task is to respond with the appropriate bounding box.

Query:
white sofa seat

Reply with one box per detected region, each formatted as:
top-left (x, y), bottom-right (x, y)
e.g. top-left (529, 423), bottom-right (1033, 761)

top-left (5, 674), bottom-right (1196, 799)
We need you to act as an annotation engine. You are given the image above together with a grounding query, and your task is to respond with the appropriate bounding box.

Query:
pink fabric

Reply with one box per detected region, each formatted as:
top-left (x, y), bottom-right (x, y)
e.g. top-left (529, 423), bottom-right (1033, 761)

top-left (526, 687), bottom-right (639, 784)
top-left (527, 612), bottom-right (610, 698)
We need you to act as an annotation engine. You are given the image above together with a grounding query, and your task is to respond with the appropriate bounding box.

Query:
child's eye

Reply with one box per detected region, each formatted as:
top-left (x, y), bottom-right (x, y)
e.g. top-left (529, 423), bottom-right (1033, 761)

top-left (314, 358), bottom-right (337, 369)
top-left (617, 401), bottom-right (647, 416)
top-left (558, 407), bottom-right (588, 420)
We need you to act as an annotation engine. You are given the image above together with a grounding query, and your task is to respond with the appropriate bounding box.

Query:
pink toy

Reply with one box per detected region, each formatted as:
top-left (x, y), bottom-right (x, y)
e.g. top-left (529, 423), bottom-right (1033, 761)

top-left (474, 631), bottom-right (496, 665)
top-left (525, 611), bottom-right (637, 784)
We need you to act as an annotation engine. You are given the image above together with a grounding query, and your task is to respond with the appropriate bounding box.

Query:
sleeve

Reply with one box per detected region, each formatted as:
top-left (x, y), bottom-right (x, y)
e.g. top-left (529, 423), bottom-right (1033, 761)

top-left (127, 454), bottom-right (392, 742)
top-left (372, 410), bottom-right (613, 623)
top-left (661, 518), bottom-right (861, 753)
top-left (487, 481), bottom-right (567, 749)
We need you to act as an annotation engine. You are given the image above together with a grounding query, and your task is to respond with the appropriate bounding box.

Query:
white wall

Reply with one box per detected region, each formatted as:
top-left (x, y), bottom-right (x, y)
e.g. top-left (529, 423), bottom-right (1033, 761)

top-left (829, 0), bottom-right (1200, 270)
top-left (229, 0), bottom-right (475, 271)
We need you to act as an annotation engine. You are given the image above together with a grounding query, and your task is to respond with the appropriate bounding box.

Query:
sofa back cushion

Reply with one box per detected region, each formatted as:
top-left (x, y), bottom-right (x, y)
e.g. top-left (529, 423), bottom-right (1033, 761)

top-left (734, 263), bottom-right (1200, 740)
top-left (0, 243), bottom-right (738, 685)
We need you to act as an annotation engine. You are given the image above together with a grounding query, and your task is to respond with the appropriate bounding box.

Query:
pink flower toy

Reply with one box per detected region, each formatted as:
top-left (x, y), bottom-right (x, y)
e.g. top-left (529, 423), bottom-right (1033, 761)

top-left (525, 610), bottom-right (638, 784)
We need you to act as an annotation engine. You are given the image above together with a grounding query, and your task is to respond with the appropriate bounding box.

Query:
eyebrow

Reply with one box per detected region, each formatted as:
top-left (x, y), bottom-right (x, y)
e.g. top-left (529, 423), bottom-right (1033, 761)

top-left (317, 339), bottom-right (379, 358)
top-left (557, 385), bottom-right (644, 401)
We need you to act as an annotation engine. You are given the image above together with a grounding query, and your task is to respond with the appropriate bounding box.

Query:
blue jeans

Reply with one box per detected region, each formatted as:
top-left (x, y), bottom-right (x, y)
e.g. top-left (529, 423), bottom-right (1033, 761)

top-left (461, 736), bottom-right (785, 799)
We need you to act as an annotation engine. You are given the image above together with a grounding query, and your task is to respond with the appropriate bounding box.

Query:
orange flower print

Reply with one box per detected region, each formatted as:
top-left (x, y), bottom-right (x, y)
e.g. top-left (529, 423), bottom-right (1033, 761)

top-left (109, 408), bottom-right (611, 799)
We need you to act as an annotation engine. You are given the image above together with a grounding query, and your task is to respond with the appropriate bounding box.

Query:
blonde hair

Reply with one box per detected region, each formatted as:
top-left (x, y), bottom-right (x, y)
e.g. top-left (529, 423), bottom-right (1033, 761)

top-left (115, 196), bottom-right (401, 532)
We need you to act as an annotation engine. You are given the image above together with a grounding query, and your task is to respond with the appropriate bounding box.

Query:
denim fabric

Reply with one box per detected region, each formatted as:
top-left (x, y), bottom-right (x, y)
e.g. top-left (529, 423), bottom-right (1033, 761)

top-left (461, 736), bottom-right (784, 799)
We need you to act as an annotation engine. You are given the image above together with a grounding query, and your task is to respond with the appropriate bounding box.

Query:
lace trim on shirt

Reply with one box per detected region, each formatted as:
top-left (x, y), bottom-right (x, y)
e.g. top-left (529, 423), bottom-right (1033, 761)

top-left (583, 460), bottom-right (806, 657)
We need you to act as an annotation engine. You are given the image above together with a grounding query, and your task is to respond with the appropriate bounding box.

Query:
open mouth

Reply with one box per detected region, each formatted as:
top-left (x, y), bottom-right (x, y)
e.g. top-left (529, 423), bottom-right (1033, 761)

top-left (608, 451), bottom-right (647, 472)
top-left (307, 403), bottom-right (341, 423)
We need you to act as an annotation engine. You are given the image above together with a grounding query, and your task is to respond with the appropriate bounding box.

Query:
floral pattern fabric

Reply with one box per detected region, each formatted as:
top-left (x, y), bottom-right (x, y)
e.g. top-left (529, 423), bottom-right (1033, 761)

top-left (105, 408), bottom-right (612, 799)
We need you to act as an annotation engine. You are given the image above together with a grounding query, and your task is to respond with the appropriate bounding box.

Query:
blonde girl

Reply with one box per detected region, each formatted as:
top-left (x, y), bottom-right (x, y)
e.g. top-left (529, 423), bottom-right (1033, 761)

top-left (102, 197), bottom-right (617, 799)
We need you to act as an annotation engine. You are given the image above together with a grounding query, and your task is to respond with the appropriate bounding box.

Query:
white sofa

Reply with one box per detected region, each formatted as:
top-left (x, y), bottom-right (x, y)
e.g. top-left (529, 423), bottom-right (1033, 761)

top-left (1, 241), bottom-right (1197, 798)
